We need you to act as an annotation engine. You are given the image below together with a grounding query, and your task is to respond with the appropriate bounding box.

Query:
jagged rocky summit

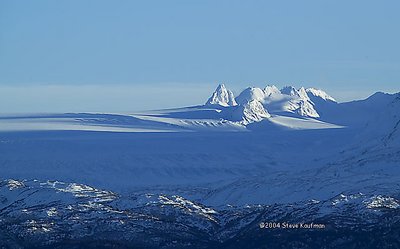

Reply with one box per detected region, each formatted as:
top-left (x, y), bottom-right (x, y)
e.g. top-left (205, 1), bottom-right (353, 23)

top-left (205, 83), bottom-right (337, 124)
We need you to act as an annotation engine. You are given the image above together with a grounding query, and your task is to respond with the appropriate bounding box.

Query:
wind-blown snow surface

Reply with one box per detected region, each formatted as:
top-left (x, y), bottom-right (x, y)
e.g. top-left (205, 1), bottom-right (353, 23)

top-left (0, 86), bottom-right (400, 248)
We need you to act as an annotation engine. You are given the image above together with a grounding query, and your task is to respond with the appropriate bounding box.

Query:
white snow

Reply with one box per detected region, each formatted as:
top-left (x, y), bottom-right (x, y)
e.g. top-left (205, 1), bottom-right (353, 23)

top-left (231, 100), bottom-right (271, 124)
top-left (263, 85), bottom-right (281, 97)
top-left (268, 115), bottom-right (343, 130)
top-left (365, 195), bottom-right (400, 209)
top-left (306, 87), bottom-right (336, 102)
top-left (233, 85), bottom-right (321, 118)
top-left (205, 84), bottom-right (237, 107)
top-left (0, 86), bottom-right (399, 207)
top-left (280, 86), bottom-right (301, 97)
top-left (235, 87), bottom-right (266, 105)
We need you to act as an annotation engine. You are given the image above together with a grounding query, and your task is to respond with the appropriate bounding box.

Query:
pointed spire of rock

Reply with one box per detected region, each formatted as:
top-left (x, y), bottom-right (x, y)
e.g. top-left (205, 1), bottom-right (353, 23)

top-left (205, 84), bottom-right (237, 107)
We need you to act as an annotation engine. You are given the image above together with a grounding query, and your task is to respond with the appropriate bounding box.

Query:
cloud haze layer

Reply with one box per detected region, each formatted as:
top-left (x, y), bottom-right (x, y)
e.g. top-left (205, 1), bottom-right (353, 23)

top-left (0, 84), bottom-right (215, 113)
top-left (1, 84), bottom-right (399, 113)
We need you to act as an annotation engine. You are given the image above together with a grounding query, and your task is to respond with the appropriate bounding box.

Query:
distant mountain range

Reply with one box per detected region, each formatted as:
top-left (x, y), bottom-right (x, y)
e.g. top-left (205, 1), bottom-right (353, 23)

top-left (205, 84), bottom-right (335, 123)
top-left (203, 84), bottom-right (399, 131)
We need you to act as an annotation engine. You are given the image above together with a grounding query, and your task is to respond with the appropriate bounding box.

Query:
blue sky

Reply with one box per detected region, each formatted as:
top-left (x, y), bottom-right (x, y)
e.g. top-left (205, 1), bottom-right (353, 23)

top-left (1, 0), bottom-right (399, 112)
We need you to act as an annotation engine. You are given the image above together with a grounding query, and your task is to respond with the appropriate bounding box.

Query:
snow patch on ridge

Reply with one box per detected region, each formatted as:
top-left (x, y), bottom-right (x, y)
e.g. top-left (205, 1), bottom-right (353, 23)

top-left (306, 88), bottom-right (336, 102)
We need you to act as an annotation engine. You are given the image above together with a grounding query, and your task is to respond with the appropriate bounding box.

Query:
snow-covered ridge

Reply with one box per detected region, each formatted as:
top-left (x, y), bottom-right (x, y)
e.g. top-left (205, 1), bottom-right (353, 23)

top-left (306, 87), bottom-right (336, 102)
top-left (204, 84), bottom-right (339, 124)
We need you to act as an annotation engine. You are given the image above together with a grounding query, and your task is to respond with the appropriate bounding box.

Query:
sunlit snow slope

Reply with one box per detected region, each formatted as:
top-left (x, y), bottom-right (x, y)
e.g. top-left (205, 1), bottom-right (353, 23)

top-left (0, 85), bottom-right (399, 206)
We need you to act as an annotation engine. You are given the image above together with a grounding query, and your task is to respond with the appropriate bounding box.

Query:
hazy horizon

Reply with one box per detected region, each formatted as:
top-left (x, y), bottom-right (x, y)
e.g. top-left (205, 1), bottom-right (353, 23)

top-left (1, 0), bottom-right (399, 112)
top-left (0, 83), bottom-right (398, 113)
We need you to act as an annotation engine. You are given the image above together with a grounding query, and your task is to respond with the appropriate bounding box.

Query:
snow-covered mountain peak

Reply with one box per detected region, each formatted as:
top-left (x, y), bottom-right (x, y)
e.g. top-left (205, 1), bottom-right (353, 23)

top-left (232, 100), bottom-right (271, 124)
top-left (298, 87), bottom-right (311, 101)
top-left (280, 86), bottom-right (300, 97)
top-left (275, 86), bottom-right (319, 118)
top-left (263, 85), bottom-right (281, 97)
top-left (296, 100), bottom-right (320, 118)
top-left (235, 87), bottom-right (265, 105)
top-left (216, 83), bottom-right (226, 91)
top-left (205, 84), bottom-right (237, 107)
top-left (306, 88), bottom-right (336, 102)
top-left (204, 84), bottom-right (345, 120)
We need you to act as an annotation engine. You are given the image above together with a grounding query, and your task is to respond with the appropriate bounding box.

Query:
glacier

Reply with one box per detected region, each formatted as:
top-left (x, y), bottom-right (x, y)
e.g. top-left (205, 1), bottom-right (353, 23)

top-left (0, 84), bottom-right (399, 248)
